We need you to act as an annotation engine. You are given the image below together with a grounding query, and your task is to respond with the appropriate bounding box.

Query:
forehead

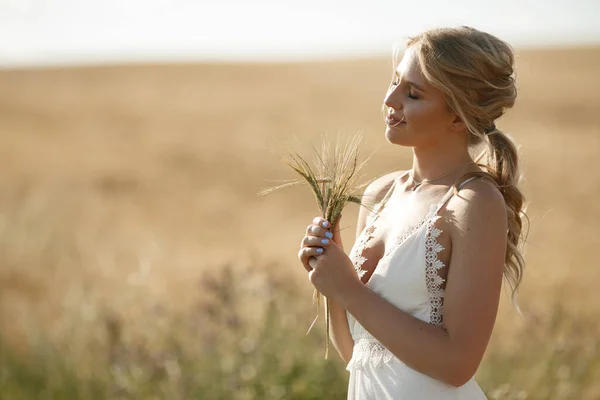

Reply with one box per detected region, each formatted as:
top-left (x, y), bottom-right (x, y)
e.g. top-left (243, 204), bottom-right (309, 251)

top-left (395, 47), bottom-right (427, 86)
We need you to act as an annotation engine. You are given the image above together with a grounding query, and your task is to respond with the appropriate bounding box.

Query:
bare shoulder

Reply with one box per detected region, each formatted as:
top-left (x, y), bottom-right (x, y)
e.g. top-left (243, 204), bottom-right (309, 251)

top-left (445, 177), bottom-right (507, 238)
top-left (355, 170), bottom-right (406, 238)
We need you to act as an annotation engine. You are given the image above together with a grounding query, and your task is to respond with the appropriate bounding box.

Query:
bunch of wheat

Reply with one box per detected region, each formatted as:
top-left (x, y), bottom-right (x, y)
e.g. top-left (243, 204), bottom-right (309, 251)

top-left (258, 131), bottom-right (376, 358)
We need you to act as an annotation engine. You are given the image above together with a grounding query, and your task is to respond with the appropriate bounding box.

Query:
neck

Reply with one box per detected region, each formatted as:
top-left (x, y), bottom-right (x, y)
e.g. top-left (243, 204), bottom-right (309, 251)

top-left (411, 144), bottom-right (474, 182)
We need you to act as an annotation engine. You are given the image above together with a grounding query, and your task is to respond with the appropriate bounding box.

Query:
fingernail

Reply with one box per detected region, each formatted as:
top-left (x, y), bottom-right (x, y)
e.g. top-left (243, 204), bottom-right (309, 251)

top-left (321, 239), bottom-right (329, 245)
top-left (322, 221), bottom-right (329, 228)
top-left (316, 248), bottom-right (323, 253)
top-left (325, 231), bottom-right (333, 239)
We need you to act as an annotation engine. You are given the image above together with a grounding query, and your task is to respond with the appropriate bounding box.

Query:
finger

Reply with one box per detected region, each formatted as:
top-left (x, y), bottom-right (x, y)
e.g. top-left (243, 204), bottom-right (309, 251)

top-left (301, 252), bottom-right (322, 273)
top-left (300, 235), bottom-right (331, 248)
top-left (297, 248), bottom-right (311, 272)
top-left (312, 216), bottom-right (331, 230)
top-left (297, 247), bottom-right (324, 272)
top-left (306, 223), bottom-right (334, 240)
top-left (305, 224), bottom-right (313, 235)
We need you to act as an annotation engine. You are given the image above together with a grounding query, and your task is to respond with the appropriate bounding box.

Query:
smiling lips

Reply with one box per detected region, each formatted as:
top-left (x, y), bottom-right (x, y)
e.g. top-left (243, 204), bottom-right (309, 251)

top-left (386, 113), bottom-right (406, 127)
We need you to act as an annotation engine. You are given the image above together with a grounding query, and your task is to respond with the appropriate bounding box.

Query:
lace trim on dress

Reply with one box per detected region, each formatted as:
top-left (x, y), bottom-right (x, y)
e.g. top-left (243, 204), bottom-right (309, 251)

top-left (346, 338), bottom-right (395, 372)
top-left (348, 176), bottom-right (401, 281)
top-left (349, 210), bottom-right (381, 279)
top-left (350, 203), bottom-right (441, 280)
top-left (349, 213), bottom-right (378, 279)
top-left (424, 214), bottom-right (446, 326)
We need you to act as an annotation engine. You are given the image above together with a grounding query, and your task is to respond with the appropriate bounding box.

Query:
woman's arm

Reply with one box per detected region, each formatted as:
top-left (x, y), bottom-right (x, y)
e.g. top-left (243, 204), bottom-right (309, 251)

top-left (328, 171), bottom-right (403, 364)
top-left (337, 179), bottom-right (507, 387)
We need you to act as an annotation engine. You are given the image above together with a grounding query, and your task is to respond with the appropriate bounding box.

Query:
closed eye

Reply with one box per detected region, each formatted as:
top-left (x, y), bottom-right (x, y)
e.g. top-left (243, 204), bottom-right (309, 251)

top-left (391, 75), bottom-right (419, 99)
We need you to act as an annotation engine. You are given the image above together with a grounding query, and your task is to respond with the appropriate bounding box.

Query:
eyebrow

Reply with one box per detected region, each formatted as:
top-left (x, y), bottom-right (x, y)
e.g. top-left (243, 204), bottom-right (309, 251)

top-left (394, 71), bottom-right (426, 92)
top-left (407, 81), bottom-right (426, 92)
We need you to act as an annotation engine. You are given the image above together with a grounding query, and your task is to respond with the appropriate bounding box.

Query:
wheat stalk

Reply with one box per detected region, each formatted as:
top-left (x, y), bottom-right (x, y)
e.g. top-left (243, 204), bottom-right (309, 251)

top-left (258, 131), bottom-right (377, 358)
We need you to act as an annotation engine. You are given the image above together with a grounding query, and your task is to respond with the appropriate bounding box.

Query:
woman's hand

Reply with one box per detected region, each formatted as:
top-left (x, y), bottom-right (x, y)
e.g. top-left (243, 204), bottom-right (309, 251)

top-left (297, 215), bottom-right (361, 303)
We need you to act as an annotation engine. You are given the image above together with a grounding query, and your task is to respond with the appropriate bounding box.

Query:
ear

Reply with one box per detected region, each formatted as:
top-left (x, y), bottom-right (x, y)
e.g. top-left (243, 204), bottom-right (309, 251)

top-left (449, 114), bottom-right (467, 132)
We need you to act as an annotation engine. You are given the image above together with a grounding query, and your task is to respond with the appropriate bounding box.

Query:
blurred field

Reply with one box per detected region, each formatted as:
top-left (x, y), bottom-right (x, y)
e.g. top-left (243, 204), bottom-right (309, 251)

top-left (0, 45), bottom-right (599, 399)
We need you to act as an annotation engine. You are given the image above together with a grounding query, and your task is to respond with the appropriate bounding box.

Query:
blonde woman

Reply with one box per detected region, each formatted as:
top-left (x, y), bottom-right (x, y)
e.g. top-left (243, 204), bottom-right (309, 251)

top-left (298, 26), bottom-right (527, 399)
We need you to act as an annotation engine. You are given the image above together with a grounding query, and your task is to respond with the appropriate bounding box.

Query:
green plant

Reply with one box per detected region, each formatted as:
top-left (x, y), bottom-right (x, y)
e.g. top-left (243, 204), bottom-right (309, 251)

top-left (258, 131), bottom-right (376, 358)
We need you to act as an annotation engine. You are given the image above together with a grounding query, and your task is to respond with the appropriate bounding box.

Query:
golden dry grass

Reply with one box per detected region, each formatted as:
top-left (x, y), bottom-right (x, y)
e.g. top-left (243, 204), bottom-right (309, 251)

top-left (0, 45), bottom-right (599, 398)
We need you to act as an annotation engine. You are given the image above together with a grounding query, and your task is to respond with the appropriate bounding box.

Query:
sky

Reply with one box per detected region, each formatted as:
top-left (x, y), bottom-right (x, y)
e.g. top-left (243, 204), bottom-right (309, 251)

top-left (1, 0), bottom-right (599, 68)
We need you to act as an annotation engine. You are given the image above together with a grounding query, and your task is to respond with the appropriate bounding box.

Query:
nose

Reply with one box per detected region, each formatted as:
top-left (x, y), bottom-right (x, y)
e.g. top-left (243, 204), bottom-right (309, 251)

top-left (383, 83), bottom-right (402, 111)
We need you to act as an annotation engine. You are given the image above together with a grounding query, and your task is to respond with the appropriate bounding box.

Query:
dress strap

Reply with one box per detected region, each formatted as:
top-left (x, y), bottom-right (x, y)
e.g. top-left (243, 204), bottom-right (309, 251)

top-left (434, 175), bottom-right (480, 214)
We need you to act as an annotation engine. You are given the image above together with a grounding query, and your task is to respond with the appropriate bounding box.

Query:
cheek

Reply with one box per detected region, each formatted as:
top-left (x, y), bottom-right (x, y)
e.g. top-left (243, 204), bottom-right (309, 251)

top-left (405, 102), bottom-right (431, 119)
top-left (405, 102), bottom-right (445, 127)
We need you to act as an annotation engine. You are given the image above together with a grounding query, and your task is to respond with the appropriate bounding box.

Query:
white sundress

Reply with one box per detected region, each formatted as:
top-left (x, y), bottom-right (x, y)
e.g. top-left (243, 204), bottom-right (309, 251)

top-left (345, 171), bottom-right (488, 400)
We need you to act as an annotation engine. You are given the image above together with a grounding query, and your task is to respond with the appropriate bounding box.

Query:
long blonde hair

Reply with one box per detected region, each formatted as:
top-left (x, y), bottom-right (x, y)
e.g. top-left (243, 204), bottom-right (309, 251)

top-left (400, 26), bottom-right (529, 304)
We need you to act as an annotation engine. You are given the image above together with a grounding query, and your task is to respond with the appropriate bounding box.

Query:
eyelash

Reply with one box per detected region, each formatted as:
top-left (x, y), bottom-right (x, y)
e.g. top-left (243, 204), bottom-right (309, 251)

top-left (391, 77), bottom-right (418, 99)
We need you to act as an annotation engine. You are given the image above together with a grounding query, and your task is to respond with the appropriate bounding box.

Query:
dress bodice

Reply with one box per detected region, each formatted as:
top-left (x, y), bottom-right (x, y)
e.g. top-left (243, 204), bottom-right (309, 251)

top-left (344, 171), bottom-right (487, 399)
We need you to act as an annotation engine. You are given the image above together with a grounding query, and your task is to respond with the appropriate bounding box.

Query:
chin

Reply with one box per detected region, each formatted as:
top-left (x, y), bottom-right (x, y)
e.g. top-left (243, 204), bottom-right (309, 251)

top-left (385, 125), bottom-right (414, 147)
